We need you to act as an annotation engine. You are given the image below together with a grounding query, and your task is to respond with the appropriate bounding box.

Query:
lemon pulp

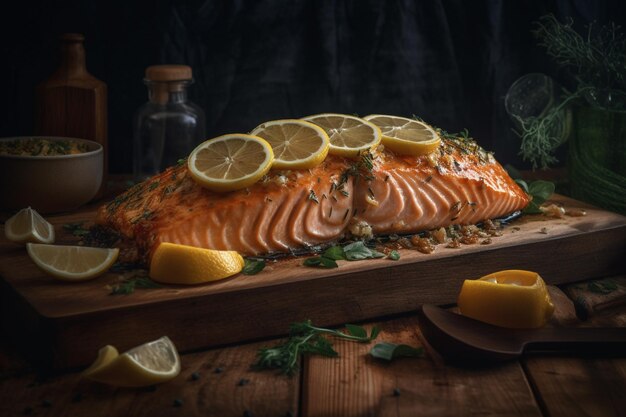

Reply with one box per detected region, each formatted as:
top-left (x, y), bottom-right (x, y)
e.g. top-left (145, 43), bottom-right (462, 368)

top-left (302, 113), bottom-right (382, 158)
top-left (187, 134), bottom-right (274, 192)
top-left (250, 119), bottom-right (330, 169)
top-left (82, 336), bottom-right (180, 387)
top-left (4, 207), bottom-right (55, 244)
top-left (26, 243), bottom-right (119, 281)
top-left (363, 114), bottom-right (441, 156)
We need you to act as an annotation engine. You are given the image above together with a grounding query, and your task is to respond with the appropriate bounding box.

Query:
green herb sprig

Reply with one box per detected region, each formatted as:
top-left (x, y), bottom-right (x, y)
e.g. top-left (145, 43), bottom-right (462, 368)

top-left (63, 222), bottom-right (90, 237)
top-left (369, 342), bottom-right (424, 361)
top-left (303, 241), bottom-right (388, 268)
top-left (253, 321), bottom-right (380, 375)
top-left (515, 179), bottom-right (555, 214)
top-left (243, 258), bottom-right (266, 275)
top-left (110, 276), bottom-right (163, 295)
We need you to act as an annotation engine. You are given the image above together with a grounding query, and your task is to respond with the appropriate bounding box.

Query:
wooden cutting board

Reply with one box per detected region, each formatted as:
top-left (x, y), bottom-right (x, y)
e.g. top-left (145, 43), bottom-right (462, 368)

top-left (1, 195), bottom-right (625, 370)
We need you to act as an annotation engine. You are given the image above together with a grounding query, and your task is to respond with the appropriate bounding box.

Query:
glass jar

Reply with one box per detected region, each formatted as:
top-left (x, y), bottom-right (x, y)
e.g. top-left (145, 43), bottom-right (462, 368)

top-left (133, 65), bottom-right (206, 180)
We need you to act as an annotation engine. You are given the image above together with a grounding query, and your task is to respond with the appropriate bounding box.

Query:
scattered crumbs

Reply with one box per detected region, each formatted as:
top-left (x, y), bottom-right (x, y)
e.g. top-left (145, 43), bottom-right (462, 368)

top-left (237, 378), bottom-right (250, 386)
top-left (71, 392), bottom-right (84, 403)
top-left (540, 227), bottom-right (548, 234)
top-left (393, 388), bottom-right (401, 396)
top-left (42, 399), bottom-right (52, 408)
top-left (22, 406), bottom-right (33, 415)
top-left (214, 367), bottom-right (224, 374)
top-left (173, 398), bottom-right (183, 407)
top-left (191, 372), bottom-right (200, 381)
top-left (481, 238), bottom-right (492, 245)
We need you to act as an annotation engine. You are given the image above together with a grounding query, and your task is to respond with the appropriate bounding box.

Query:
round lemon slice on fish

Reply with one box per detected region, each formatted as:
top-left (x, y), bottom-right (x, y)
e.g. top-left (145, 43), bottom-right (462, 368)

top-left (188, 134), bottom-right (274, 192)
top-left (302, 113), bottom-right (382, 158)
top-left (457, 270), bottom-right (555, 328)
top-left (363, 114), bottom-right (441, 156)
top-left (26, 243), bottom-right (119, 281)
top-left (250, 119), bottom-right (330, 169)
top-left (82, 336), bottom-right (181, 387)
top-left (4, 207), bottom-right (55, 244)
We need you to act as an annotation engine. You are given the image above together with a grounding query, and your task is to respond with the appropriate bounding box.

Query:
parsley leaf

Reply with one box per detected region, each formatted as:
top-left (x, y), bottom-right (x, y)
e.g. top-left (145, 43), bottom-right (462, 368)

top-left (369, 342), bottom-right (424, 361)
top-left (243, 258), bottom-right (266, 275)
top-left (253, 321), bottom-right (379, 375)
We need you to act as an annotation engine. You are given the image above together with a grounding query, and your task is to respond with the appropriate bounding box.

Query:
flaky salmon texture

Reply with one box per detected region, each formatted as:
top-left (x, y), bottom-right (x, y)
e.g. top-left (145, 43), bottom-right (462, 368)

top-left (96, 137), bottom-right (529, 264)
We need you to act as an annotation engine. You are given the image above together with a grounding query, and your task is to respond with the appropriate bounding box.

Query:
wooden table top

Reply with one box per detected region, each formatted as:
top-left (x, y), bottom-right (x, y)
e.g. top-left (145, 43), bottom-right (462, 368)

top-left (1, 273), bottom-right (625, 417)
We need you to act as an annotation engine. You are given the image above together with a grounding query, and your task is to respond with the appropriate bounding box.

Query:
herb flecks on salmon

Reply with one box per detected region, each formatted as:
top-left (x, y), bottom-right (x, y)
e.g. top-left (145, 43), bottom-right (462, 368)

top-left (95, 137), bottom-right (529, 264)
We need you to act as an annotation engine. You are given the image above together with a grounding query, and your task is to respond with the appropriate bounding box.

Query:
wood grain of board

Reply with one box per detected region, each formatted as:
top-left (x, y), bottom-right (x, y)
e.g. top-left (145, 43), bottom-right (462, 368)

top-left (523, 283), bottom-right (626, 417)
top-left (301, 317), bottom-right (542, 417)
top-left (0, 339), bottom-right (298, 417)
top-left (1, 195), bottom-right (625, 369)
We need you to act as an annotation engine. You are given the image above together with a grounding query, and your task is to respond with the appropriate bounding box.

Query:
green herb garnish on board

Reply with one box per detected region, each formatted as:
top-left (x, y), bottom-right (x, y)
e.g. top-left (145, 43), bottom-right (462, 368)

top-left (243, 258), bottom-right (266, 275)
top-left (109, 276), bottom-right (162, 295)
top-left (515, 179), bottom-right (555, 214)
top-left (303, 241), bottom-right (386, 268)
top-left (63, 222), bottom-right (90, 237)
top-left (252, 321), bottom-right (380, 375)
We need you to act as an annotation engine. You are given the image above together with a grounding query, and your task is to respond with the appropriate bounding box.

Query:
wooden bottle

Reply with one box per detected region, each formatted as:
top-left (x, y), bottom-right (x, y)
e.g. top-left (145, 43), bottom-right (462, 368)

top-left (35, 33), bottom-right (108, 197)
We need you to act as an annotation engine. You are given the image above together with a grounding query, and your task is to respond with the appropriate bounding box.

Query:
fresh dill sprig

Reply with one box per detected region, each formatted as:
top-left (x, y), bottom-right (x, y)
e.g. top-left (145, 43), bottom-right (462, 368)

top-left (533, 14), bottom-right (626, 99)
top-left (252, 321), bottom-right (380, 375)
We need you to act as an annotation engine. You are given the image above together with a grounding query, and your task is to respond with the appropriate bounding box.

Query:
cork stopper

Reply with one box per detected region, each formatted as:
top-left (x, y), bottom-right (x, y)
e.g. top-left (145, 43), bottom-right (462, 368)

top-left (145, 65), bottom-right (192, 82)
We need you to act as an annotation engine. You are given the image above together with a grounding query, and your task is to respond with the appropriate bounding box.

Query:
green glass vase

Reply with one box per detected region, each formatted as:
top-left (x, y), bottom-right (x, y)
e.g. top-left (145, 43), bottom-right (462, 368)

top-left (568, 106), bottom-right (626, 214)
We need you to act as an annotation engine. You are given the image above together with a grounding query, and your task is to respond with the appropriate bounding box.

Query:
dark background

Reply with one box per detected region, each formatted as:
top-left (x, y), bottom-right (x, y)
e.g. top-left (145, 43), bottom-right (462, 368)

top-left (1, 0), bottom-right (624, 174)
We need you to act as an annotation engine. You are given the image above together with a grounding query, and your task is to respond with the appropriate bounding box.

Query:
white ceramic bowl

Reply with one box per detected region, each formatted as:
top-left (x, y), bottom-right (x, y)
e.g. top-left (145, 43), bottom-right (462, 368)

top-left (0, 136), bottom-right (103, 214)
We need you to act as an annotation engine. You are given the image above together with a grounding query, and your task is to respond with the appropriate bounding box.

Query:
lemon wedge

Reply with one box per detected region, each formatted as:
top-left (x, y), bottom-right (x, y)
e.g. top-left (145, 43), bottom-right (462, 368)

top-left (187, 134), bottom-right (274, 192)
top-left (457, 270), bottom-right (555, 328)
top-left (150, 242), bottom-right (244, 285)
top-left (363, 114), bottom-right (441, 156)
top-left (250, 119), bottom-right (330, 169)
top-left (4, 207), bottom-right (55, 244)
top-left (82, 345), bottom-right (119, 376)
top-left (302, 113), bottom-right (382, 158)
top-left (83, 336), bottom-right (181, 387)
top-left (26, 243), bottom-right (119, 281)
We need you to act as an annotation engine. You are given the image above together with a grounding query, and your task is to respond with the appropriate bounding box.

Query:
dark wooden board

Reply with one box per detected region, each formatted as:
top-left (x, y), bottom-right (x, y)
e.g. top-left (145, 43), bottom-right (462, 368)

top-left (1, 195), bottom-right (625, 369)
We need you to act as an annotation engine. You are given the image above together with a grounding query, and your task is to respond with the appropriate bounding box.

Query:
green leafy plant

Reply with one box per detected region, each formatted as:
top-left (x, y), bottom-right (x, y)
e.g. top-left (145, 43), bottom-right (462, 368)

top-left (303, 241), bottom-right (389, 268)
top-left (369, 342), bottom-right (423, 361)
top-left (253, 321), bottom-right (380, 375)
top-left (515, 15), bottom-right (626, 169)
top-left (515, 179), bottom-right (556, 214)
top-left (110, 276), bottom-right (162, 295)
top-left (242, 258), bottom-right (265, 275)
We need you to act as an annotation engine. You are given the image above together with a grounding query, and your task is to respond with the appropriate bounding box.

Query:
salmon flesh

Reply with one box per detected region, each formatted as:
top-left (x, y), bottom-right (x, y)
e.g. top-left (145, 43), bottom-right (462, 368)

top-left (96, 137), bottom-right (529, 263)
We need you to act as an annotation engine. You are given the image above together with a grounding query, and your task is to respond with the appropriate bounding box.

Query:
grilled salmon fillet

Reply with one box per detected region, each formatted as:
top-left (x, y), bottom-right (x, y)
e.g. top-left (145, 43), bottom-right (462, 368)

top-left (96, 137), bottom-right (529, 263)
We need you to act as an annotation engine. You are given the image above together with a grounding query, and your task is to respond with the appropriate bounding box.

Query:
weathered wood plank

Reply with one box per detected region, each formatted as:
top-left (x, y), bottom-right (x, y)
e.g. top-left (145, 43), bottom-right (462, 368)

top-left (0, 340), bottom-right (298, 417)
top-left (524, 284), bottom-right (626, 417)
top-left (301, 316), bottom-right (542, 417)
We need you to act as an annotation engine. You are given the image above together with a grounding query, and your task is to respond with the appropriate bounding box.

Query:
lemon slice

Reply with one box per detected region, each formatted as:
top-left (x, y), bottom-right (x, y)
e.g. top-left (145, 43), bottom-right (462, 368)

top-left (302, 113), bottom-right (382, 158)
top-left (457, 270), bottom-right (555, 328)
top-left (82, 345), bottom-right (119, 376)
top-left (26, 243), bottom-right (119, 281)
top-left (83, 336), bottom-right (181, 387)
top-left (4, 207), bottom-right (55, 244)
top-left (188, 134), bottom-right (274, 192)
top-left (363, 114), bottom-right (441, 156)
top-left (250, 119), bottom-right (330, 169)
top-left (150, 242), bottom-right (244, 285)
